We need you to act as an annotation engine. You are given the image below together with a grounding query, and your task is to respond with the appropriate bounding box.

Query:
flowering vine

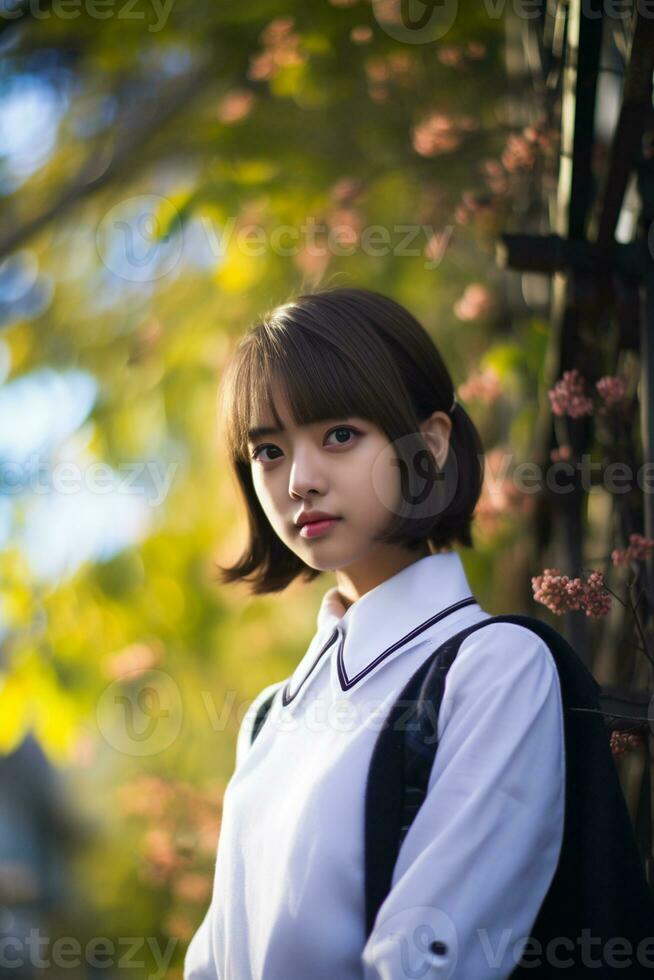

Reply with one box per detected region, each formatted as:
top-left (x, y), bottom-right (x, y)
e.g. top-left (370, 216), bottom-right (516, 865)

top-left (534, 362), bottom-right (653, 764)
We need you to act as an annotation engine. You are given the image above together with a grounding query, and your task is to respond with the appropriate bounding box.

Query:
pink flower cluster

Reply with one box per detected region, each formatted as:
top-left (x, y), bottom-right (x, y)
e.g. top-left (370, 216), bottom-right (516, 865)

top-left (595, 375), bottom-right (626, 416)
top-left (547, 371), bottom-right (626, 418)
top-left (501, 133), bottom-right (536, 173)
top-left (531, 567), bottom-right (612, 617)
top-left (437, 42), bottom-right (487, 68)
top-left (453, 283), bottom-right (493, 321)
top-left (548, 369), bottom-right (594, 418)
top-left (611, 533), bottom-right (654, 567)
top-left (610, 731), bottom-right (645, 757)
top-left (596, 375), bottom-right (625, 407)
top-left (364, 50), bottom-right (416, 102)
top-left (411, 111), bottom-right (478, 158)
top-left (248, 17), bottom-right (307, 82)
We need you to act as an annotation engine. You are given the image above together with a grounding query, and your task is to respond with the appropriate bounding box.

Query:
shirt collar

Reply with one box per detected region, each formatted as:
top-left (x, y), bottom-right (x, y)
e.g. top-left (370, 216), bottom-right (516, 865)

top-left (282, 551), bottom-right (479, 706)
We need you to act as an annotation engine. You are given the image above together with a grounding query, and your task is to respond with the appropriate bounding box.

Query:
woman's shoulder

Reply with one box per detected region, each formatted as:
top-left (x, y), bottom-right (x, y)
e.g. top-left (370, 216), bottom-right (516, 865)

top-left (431, 616), bottom-right (565, 752)
top-left (234, 679), bottom-right (285, 768)
top-left (441, 615), bottom-right (562, 710)
top-left (457, 614), bottom-right (559, 671)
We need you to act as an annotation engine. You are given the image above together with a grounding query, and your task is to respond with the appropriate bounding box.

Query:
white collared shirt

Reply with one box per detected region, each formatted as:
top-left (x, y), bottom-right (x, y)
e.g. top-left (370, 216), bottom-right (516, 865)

top-left (184, 552), bottom-right (565, 980)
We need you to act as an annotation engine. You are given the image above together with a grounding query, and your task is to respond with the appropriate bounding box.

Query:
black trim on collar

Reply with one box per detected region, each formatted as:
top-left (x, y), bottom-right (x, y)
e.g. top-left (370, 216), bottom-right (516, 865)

top-left (281, 595), bottom-right (478, 705)
top-left (337, 595), bottom-right (478, 691)
top-left (281, 627), bottom-right (340, 706)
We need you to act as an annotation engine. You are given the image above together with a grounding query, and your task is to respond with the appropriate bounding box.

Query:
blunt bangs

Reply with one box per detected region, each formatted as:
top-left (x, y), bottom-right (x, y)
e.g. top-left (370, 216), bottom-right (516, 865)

top-left (223, 300), bottom-right (417, 466)
top-left (216, 286), bottom-right (485, 594)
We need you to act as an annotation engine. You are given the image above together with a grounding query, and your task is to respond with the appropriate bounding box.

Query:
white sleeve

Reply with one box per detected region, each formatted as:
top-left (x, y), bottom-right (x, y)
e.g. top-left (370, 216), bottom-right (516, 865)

top-left (184, 679), bottom-right (283, 979)
top-left (360, 622), bottom-right (566, 980)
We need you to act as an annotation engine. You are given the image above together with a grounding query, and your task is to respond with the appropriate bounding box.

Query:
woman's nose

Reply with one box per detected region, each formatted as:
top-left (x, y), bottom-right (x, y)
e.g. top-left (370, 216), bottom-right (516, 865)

top-left (288, 450), bottom-right (327, 498)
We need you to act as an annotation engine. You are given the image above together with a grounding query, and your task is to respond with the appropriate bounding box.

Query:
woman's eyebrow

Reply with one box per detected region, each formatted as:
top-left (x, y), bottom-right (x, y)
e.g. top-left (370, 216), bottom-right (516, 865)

top-left (248, 424), bottom-right (282, 442)
top-left (247, 417), bottom-right (361, 443)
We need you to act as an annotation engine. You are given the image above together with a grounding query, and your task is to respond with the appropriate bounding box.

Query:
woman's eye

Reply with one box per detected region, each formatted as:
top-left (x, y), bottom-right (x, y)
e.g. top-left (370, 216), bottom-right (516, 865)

top-left (250, 445), bottom-right (282, 463)
top-left (325, 426), bottom-right (358, 446)
top-left (250, 426), bottom-right (359, 463)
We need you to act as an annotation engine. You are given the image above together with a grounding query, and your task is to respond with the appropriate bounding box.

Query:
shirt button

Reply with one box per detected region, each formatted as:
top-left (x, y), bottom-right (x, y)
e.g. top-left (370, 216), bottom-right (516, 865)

top-left (430, 941), bottom-right (448, 956)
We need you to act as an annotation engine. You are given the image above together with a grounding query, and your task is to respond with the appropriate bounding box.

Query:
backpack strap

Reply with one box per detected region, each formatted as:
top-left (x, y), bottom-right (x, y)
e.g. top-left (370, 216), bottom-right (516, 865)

top-left (250, 682), bottom-right (284, 745)
top-left (364, 613), bottom-right (586, 938)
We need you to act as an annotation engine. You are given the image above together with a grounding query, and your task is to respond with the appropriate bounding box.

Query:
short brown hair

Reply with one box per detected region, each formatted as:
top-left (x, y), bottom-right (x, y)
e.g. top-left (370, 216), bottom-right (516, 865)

top-left (216, 285), bottom-right (485, 593)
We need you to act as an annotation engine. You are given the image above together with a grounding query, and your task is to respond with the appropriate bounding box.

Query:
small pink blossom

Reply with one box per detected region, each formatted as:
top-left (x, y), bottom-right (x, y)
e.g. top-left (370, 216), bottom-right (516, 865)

top-left (217, 89), bottom-right (255, 124)
top-left (466, 42), bottom-right (487, 59)
top-left (437, 45), bottom-right (465, 69)
top-left (259, 16), bottom-right (295, 44)
top-left (454, 204), bottom-right (470, 225)
top-left (611, 533), bottom-right (654, 567)
top-left (411, 110), bottom-right (477, 158)
top-left (330, 177), bottom-right (367, 206)
top-left (368, 86), bottom-right (389, 103)
top-left (501, 133), bottom-right (536, 173)
top-left (326, 207), bottom-right (362, 246)
top-left (475, 445), bottom-right (535, 536)
top-left (583, 571), bottom-right (613, 617)
top-left (164, 913), bottom-right (195, 941)
top-left (117, 774), bottom-right (175, 818)
top-left (596, 375), bottom-right (626, 414)
top-left (350, 25), bottom-right (372, 43)
top-left (550, 444), bottom-right (572, 462)
top-left (547, 369), bottom-right (594, 418)
top-left (293, 245), bottom-right (330, 282)
top-left (454, 283), bottom-right (493, 321)
top-left (610, 731), bottom-right (645, 757)
top-left (365, 57), bottom-right (390, 83)
top-left (173, 872), bottom-right (212, 903)
top-left (531, 567), bottom-right (612, 618)
top-left (481, 158), bottom-right (509, 195)
top-left (248, 18), bottom-right (306, 82)
top-left (458, 367), bottom-right (502, 403)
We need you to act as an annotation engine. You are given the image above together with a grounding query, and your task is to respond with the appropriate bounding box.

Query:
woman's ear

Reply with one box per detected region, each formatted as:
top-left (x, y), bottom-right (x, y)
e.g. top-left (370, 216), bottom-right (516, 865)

top-left (419, 410), bottom-right (452, 470)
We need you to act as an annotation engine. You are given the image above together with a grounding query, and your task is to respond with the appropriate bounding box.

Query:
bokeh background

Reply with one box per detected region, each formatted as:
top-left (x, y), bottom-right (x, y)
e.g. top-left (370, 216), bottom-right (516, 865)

top-left (1, 1), bottom-right (650, 977)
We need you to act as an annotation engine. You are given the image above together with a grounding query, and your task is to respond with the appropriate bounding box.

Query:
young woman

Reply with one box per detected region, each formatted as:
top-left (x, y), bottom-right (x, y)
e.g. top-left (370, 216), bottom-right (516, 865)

top-left (183, 286), bottom-right (566, 979)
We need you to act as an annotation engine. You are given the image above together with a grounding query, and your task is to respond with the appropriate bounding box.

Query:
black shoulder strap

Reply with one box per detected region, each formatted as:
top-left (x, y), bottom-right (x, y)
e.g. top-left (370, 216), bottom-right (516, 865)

top-left (250, 684), bottom-right (283, 745)
top-left (364, 614), bottom-right (492, 936)
top-left (364, 613), bottom-right (597, 939)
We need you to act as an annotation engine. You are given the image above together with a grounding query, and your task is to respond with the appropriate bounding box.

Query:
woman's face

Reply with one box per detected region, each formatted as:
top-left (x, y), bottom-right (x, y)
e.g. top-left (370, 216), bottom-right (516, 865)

top-left (247, 383), bottom-right (450, 575)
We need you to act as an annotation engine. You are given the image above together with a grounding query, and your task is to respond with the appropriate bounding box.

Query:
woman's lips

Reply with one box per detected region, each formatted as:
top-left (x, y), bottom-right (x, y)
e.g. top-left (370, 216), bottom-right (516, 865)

top-left (299, 517), bottom-right (342, 539)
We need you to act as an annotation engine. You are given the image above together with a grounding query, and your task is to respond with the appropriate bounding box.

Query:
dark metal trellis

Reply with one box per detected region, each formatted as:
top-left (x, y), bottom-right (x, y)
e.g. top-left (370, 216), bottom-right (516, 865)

top-left (499, 0), bottom-right (654, 885)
